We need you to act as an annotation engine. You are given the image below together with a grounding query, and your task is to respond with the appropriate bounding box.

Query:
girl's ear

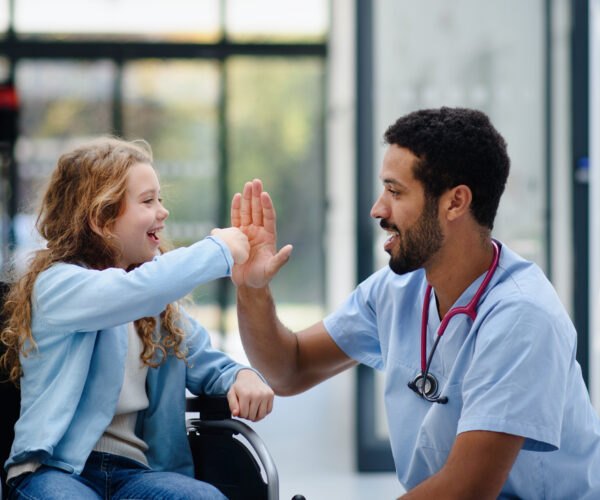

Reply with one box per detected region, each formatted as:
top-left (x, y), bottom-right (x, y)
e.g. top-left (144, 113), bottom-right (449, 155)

top-left (88, 218), bottom-right (104, 237)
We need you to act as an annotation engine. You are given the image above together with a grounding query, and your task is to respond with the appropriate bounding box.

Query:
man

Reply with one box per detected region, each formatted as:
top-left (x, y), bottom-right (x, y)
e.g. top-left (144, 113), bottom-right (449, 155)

top-left (230, 107), bottom-right (600, 499)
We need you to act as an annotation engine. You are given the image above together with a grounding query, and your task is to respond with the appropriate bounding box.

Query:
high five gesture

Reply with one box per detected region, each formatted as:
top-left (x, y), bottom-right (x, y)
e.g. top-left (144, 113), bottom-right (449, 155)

top-left (230, 179), bottom-right (293, 288)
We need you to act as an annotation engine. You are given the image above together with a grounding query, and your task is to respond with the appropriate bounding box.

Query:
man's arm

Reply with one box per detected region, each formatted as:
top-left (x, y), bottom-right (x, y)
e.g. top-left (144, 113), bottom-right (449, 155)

top-left (232, 179), bottom-right (356, 395)
top-left (237, 285), bottom-right (357, 395)
top-left (400, 431), bottom-right (525, 500)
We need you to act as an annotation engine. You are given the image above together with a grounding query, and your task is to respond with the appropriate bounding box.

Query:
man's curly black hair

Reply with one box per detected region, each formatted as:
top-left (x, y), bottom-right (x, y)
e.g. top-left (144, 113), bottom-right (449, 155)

top-left (384, 107), bottom-right (510, 230)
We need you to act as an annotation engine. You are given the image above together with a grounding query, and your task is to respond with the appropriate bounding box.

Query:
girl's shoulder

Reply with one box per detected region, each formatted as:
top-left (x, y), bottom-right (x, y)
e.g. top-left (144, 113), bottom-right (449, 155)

top-left (38, 261), bottom-right (90, 280)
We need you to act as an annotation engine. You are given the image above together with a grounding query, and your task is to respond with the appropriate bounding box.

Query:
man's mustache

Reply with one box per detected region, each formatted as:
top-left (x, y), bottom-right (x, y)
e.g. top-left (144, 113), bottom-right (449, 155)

top-left (380, 219), bottom-right (399, 233)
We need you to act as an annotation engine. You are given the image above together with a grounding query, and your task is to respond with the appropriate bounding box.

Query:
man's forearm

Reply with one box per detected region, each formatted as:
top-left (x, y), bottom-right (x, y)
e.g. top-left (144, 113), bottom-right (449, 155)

top-left (237, 284), bottom-right (299, 394)
top-left (400, 431), bottom-right (524, 500)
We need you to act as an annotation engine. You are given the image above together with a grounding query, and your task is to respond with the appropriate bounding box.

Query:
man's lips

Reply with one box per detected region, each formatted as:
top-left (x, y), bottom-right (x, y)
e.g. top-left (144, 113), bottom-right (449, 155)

top-left (384, 233), bottom-right (398, 251)
top-left (380, 220), bottom-right (399, 251)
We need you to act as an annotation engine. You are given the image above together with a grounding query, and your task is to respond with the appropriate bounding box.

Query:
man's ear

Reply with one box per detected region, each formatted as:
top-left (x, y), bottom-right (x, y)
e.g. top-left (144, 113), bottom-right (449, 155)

top-left (441, 185), bottom-right (473, 222)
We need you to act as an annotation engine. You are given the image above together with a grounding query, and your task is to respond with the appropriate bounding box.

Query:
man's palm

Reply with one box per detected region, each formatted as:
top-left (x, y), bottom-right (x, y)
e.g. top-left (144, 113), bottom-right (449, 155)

top-left (230, 180), bottom-right (292, 288)
top-left (231, 225), bottom-right (276, 288)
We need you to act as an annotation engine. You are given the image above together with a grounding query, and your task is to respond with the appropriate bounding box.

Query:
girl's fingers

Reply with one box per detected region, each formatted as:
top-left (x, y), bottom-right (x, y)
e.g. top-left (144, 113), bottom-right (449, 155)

top-left (227, 389), bottom-right (240, 417)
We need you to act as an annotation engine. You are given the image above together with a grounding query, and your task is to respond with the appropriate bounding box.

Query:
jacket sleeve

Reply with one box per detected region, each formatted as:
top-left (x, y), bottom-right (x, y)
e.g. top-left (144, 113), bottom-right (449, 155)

top-left (179, 308), bottom-right (252, 395)
top-left (33, 236), bottom-right (233, 333)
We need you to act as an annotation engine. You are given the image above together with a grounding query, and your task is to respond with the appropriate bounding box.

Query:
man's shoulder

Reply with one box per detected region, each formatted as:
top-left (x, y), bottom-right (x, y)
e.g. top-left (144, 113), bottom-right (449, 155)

top-left (484, 243), bottom-right (572, 329)
top-left (493, 244), bottom-right (555, 303)
top-left (363, 265), bottom-right (426, 288)
top-left (353, 266), bottom-right (426, 313)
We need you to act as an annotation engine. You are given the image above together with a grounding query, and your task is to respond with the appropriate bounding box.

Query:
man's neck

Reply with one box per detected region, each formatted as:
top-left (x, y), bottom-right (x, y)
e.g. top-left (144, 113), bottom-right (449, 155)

top-left (425, 234), bottom-right (495, 319)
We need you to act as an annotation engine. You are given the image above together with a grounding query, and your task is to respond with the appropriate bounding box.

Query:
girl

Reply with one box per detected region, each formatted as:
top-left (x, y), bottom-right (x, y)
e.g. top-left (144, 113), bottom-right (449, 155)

top-left (0, 137), bottom-right (274, 500)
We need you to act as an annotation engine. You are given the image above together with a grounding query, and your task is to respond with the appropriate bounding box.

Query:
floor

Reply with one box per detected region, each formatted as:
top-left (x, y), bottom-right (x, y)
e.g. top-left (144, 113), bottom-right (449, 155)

top-left (203, 326), bottom-right (406, 500)
top-left (244, 374), bottom-right (406, 500)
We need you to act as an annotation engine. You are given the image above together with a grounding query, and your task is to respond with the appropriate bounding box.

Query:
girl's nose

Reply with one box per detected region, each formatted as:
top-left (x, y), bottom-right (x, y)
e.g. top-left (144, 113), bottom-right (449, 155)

top-left (158, 205), bottom-right (169, 220)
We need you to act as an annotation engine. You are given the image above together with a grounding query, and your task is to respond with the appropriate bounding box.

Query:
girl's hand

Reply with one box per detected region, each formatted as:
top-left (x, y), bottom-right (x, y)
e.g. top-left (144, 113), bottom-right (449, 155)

top-left (211, 227), bottom-right (250, 265)
top-left (227, 369), bottom-right (274, 422)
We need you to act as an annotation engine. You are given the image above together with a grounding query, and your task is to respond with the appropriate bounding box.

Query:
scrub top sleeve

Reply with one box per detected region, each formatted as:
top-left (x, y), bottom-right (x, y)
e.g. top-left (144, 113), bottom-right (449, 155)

top-left (458, 299), bottom-right (573, 451)
top-left (323, 280), bottom-right (384, 371)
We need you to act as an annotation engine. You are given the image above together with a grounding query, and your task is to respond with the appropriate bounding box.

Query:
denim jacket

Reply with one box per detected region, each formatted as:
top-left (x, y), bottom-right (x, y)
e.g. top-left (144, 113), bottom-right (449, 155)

top-left (5, 236), bottom-right (251, 477)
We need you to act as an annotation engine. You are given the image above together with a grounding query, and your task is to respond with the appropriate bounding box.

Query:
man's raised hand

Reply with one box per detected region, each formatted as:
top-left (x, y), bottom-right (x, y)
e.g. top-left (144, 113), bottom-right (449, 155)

top-left (230, 179), bottom-right (293, 288)
top-left (231, 179), bottom-right (292, 288)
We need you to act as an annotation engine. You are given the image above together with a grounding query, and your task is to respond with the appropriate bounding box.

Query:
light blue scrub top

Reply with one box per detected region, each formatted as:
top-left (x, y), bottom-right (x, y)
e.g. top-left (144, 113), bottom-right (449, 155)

top-left (324, 242), bottom-right (600, 499)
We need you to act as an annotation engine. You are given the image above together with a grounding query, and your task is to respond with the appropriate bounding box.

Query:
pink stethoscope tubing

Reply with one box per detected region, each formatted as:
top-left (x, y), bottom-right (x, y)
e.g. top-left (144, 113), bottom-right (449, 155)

top-left (417, 240), bottom-right (500, 399)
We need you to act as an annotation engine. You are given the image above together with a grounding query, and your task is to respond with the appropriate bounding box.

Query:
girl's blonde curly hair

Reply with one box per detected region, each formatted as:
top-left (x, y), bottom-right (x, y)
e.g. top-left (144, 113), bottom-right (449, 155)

top-left (0, 137), bottom-right (187, 385)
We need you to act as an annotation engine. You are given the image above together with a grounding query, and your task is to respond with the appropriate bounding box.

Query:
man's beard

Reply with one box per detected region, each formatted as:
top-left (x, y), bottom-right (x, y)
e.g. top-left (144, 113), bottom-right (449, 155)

top-left (382, 196), bottom-right (444, 275)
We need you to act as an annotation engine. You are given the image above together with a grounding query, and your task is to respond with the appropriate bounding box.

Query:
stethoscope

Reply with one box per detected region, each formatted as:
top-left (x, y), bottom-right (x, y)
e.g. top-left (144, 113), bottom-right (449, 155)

top-left (407, 240), bottom-right (500, 404)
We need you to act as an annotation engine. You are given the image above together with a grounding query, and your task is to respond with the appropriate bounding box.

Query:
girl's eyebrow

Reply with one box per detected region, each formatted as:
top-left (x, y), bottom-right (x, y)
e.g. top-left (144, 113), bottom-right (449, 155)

top-left (137, 188), bottom-right (160, 198)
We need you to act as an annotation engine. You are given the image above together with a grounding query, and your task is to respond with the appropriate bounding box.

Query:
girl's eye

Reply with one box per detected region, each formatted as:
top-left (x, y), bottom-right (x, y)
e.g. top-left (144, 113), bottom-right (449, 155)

top-left (144, 199), bottom-right (153, 204)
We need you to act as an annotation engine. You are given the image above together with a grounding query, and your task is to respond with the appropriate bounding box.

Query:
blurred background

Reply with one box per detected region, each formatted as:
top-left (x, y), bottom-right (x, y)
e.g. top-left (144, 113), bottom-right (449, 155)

top-left (0, 0), bottom-right (598, 498)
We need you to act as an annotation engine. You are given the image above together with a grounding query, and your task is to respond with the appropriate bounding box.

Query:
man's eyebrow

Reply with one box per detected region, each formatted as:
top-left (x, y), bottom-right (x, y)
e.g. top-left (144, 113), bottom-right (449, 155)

top-left (382, 178), bottom-right (406, 189)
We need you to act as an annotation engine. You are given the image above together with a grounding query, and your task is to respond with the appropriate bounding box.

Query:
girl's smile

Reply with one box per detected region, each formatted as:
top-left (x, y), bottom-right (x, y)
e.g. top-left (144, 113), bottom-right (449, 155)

top-left (110, 162), bottom-right (169, 269)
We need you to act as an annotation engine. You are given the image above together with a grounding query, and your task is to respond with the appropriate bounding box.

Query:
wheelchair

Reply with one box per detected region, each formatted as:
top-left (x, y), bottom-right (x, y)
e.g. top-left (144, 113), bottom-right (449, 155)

top-left (186, 393), bottom-right (280, 500)
top-left (0, 282), bottom-right (304, 499)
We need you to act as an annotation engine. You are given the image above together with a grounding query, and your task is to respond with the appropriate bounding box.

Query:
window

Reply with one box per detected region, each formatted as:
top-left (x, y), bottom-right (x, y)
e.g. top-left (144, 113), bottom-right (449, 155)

top-left (14, 0), bottom-right (221, 41)
top-left (0, 0), bottom-right (328, 339)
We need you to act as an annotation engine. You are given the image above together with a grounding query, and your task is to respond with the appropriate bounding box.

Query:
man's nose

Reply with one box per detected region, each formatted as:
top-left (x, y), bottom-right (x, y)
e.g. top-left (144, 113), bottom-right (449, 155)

top-left (370, 194), bottom-right (388, 219)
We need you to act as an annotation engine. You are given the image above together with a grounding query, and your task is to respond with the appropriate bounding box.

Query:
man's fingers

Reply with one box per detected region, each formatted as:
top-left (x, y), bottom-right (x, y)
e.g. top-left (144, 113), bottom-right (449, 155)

top-left (266, 245), bottom-right (293, 276)
top-left (251, 179), bottom-right (264, 227)
top-left (261, 191), bottom-right (277, 234)
top-left (263, 245), bottom-right (292, 283)
top-left (231, 193), bottom-right (242, 227)
top-left (240, 181), bottom-right (253, 227)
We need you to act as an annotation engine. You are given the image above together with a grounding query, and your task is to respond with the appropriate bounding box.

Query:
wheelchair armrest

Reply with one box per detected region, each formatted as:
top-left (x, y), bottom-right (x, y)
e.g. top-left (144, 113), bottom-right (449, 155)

top-left (186, 394), bottom-right (279, 500)
top-left (186, 394), bottom-right (231, 420)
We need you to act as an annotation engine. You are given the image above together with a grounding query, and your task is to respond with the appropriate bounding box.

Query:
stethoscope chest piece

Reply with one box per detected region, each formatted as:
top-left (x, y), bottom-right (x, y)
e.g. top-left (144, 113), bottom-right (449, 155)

top-left (410, 372), bottom-right (439, 398)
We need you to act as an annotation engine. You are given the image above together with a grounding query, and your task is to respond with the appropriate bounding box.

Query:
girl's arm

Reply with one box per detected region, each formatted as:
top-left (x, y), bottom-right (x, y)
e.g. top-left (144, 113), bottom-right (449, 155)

top-left (182, 308), bottom-right (273, 422)
top-left (34, 236), bottom-right (232, 333)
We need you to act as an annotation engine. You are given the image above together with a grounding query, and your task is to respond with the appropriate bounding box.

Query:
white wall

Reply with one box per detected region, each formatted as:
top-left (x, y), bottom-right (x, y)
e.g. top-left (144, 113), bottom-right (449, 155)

top-left (373, 0), bottom-right (547, 270)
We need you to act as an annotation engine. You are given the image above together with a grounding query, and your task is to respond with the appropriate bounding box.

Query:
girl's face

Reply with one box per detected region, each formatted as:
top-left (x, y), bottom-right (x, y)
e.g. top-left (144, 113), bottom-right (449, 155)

top-left (111, 162), bottom-right (169, 269)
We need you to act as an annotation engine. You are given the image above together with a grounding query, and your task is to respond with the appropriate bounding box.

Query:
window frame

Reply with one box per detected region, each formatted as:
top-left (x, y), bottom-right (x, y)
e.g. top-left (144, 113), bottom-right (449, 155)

top-left (0, 2), bottom-right (328, 335)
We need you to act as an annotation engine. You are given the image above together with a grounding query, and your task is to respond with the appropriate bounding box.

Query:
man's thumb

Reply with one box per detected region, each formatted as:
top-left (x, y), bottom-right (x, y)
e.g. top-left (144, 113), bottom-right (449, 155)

top-left (267, 244), bottom-right (293, 276)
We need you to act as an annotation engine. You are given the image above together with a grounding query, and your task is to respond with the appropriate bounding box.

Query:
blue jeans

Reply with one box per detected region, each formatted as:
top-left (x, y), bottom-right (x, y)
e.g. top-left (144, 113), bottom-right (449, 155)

top-left (8, 451), bottom-right (228, 500)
